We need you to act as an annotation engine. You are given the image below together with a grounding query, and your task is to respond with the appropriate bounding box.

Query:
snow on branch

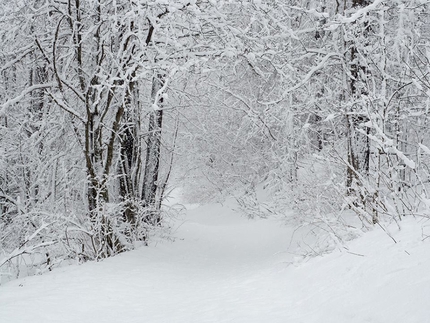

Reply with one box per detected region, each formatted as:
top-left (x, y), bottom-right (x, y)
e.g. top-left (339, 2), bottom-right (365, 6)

top-left (0, 83), bottom-right (55, 117)
top-left (418, 143), bottom-right (430, 155)
top-left (0, 222), bottom-right (56, 269)
top-left (262, 52), bottom-right (340, 105)
top-left (0, 45), bottom-right (34, 73)
top-left (361, 122), bottom-right (416, 169)
top-left (337, 0), bottom-right (384, 24)
top-left (152, 68), bottom-right (178, 110)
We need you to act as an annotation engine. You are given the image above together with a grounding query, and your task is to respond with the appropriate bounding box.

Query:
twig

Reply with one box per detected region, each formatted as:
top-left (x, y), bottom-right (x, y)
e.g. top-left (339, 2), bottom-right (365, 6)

top-left (376, 222), bottom-right (397, 244)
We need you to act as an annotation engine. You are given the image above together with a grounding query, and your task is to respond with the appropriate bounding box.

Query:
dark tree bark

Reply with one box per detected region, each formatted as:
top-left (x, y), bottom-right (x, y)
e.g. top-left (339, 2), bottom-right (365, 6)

top-left (142, 74), bottom-right (164, 223)
top-left (345, 0), bottom-right (371, 210)
top-left (118, 80), bottom-right (142, 226)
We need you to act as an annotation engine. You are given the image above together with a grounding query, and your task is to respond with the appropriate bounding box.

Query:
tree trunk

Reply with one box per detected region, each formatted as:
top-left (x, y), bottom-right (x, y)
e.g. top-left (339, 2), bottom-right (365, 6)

top-left (142, 74), bottom-right (164, 223)
top-left (345, 0), bottom-right (371, 209)
top-left (118, 81), bottom-right (141, 225)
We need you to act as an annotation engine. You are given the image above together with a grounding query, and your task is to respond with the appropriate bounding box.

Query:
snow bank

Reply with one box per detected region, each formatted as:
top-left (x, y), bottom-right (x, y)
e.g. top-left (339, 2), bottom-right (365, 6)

top-left (0, 204), bottom-right (429, 323)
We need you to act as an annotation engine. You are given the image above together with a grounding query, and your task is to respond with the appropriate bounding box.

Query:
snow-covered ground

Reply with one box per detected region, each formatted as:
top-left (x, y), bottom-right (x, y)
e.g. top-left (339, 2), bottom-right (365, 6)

top-left (1, 202), bottom-right (429, 323)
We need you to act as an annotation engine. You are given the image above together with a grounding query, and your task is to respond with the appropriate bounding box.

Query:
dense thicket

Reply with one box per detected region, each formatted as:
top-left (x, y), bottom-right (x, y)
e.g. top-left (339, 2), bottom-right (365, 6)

top-left (176, 0), bottom-right (430, 244)
top-left (1, 0), bottom-right (429, 279)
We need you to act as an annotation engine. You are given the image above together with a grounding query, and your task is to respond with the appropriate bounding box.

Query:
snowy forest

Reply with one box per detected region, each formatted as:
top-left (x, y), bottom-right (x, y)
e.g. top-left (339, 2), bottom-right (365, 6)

top-left (1, 0), bottom-right (430, 280)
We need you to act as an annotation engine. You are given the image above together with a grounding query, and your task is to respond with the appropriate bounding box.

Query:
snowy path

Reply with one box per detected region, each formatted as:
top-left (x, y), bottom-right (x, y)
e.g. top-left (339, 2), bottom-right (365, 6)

top-left (1, 203), bottom-right (430, 323)
top-left (0, 204), bottom-right (296, 323)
